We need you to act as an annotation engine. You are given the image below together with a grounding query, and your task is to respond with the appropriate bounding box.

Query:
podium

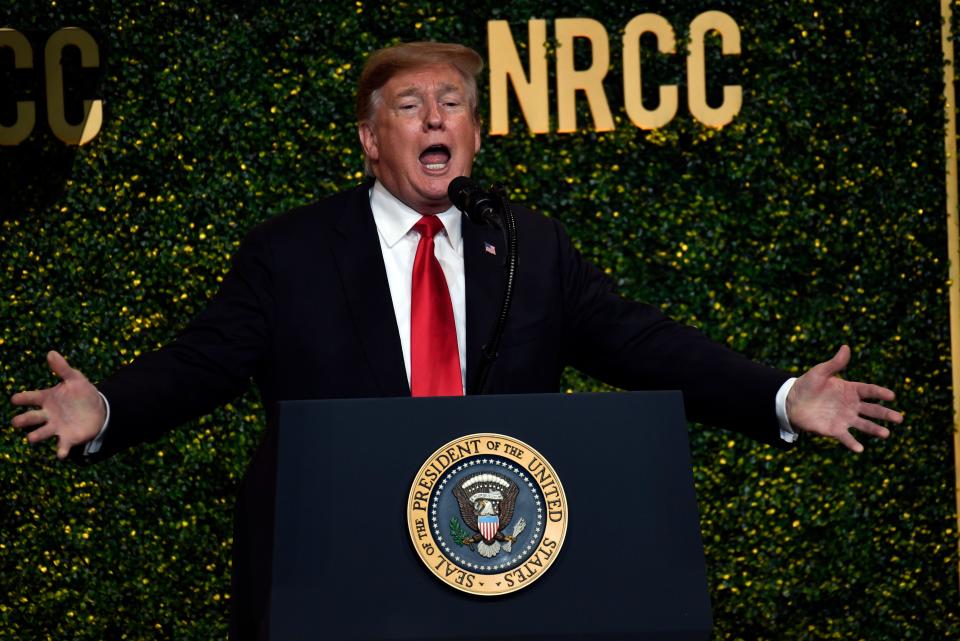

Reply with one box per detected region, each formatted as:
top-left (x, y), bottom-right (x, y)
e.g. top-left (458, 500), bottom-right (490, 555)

top-left (262, 392), bottom-right (711, 640)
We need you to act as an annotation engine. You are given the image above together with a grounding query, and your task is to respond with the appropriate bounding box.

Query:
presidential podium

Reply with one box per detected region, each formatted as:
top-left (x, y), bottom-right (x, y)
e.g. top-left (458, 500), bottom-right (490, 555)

top-left (265, 392), bottom-right (712, 640)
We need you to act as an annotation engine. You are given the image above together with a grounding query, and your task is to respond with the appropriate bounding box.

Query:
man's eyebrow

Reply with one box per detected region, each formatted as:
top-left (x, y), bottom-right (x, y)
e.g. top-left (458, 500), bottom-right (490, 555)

top-left (395, 87), bottom-right (422, 99)
top-left (394, 83), bottom-right (463, 99)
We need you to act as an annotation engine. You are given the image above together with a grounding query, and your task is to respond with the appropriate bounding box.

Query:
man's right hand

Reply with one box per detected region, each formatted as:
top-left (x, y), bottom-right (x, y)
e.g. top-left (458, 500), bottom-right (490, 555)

top-left (10, 351), bottom-right (105, 460)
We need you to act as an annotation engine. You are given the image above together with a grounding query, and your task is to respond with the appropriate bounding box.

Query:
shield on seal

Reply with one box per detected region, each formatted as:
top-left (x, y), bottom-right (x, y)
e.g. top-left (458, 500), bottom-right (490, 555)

top-left (478, 515), bottom-right (499, 542)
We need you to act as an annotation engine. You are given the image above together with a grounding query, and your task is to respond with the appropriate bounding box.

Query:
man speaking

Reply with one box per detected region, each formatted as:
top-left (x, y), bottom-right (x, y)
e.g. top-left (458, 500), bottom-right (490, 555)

top-left (11, 42), bottom-right (902, 638)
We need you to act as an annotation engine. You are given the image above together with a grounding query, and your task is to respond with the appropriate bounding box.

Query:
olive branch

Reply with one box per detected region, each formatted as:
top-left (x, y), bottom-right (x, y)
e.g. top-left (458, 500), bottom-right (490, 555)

top-left (449, 517), bottom-right (470, 545)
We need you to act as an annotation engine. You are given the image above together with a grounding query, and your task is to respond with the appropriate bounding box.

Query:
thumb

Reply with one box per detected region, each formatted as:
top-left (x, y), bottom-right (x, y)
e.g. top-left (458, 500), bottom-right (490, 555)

top-left (56, 437), bottom-right (73, 460)
top-left (47, 350), bottom-right (79, 382)
top-left (821, 344), bottom-right (851, 376)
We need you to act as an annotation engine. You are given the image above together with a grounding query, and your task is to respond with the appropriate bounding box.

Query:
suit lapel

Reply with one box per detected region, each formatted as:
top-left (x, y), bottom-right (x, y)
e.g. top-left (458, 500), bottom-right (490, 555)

top-left (462, 215), bottom-right (505, 394)
top-left (330, 185), bottom-right (410, 397)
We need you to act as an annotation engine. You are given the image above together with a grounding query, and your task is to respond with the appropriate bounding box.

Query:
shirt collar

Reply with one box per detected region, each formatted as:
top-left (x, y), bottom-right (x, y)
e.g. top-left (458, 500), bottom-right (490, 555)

top-left (370, 180), bottom-right (462, 252)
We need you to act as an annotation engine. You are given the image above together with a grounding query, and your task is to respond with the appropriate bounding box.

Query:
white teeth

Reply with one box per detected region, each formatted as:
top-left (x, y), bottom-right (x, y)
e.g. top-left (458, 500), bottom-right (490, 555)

top-left (424, 163), bottom-right (447, 170)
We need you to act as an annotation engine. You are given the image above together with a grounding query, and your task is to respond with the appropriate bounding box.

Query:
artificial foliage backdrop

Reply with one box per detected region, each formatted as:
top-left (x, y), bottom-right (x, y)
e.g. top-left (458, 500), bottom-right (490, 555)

top-left (2, 0), bottom-right (958, 639)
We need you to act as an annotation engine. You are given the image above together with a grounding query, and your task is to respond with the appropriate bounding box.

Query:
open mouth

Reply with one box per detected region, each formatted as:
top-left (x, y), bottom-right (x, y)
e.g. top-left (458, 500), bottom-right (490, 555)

top-left (419, 144), bottom-right (451, 171)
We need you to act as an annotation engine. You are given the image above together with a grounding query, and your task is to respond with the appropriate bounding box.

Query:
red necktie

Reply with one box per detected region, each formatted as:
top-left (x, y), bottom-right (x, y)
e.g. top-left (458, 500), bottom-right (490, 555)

top-left (410, 215), bottom-right (462, 397)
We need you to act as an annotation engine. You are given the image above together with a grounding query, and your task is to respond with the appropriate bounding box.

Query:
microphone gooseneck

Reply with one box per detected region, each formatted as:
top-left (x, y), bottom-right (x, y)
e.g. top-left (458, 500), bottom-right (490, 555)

top-left (448, 177), bottom-right (518, 396)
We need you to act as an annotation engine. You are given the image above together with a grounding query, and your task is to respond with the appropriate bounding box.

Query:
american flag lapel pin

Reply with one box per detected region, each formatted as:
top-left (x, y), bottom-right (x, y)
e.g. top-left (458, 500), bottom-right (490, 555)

top-left (484, 241), bottom-right (497, 256)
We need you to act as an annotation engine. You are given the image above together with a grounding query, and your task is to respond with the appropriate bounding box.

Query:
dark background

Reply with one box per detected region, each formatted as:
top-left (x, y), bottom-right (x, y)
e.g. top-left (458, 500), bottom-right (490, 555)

top-left (2, 1), bottom-right (957, 638)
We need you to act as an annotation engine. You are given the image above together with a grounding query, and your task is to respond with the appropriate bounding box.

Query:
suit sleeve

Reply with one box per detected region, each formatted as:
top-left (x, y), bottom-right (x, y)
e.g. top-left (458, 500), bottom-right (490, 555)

top-left (78, 225), bottom-right (277, 461)
top-left (552, 219), bottom-right (791, 445)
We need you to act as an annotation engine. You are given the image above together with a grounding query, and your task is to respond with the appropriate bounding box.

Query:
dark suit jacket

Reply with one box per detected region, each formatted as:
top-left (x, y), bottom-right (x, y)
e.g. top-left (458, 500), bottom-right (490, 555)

top-left (84, 181), bottom-right (790, 638)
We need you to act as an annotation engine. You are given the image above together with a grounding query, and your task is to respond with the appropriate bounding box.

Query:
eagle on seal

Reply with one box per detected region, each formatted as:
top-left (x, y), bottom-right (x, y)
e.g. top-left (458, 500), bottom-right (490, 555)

top-left (452, 472), bottom-right (525, 558)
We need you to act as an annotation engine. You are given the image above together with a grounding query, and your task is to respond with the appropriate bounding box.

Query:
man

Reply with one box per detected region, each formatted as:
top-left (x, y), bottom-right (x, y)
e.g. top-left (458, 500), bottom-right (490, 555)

top-left (11, 42), bottom-right (901, 638)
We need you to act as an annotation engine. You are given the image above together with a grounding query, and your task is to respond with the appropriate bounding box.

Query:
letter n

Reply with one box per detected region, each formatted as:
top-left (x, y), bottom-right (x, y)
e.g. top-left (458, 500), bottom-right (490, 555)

top-left (488, 19), bottom-right (549, 135)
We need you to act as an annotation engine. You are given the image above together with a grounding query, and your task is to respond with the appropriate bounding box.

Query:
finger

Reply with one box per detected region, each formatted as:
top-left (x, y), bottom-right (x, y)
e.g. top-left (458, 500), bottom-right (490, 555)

top-left (835, 429), bottom-right (864, 453)
top-left (25, 423), bottom-right (57, 444)
top-left (853, 382), bottom-right (896, 402)
top-left (852, 417), bottom-right (890, 439)
top-left (859, 402), bottom-right (903, 424)
top-left (821, 344), bottom-right (851, 377)
top-left (56, 437), bottom-right (73, 460)
top-left (11, 390), bottom-right (46, 407)
top-left (47, 350), bottom-right (80, 382)
top-left (11, 409), bottom-right (48, 430)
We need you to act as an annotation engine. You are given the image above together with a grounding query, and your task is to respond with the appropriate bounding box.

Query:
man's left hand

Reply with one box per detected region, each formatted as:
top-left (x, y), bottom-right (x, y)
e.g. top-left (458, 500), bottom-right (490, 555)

top-left (786, 345), bottom-right (903, 452)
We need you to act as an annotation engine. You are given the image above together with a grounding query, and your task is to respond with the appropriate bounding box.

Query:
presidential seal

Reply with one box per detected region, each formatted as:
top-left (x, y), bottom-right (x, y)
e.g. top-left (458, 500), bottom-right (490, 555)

top-left (407, 433), bottom-right (568, 596)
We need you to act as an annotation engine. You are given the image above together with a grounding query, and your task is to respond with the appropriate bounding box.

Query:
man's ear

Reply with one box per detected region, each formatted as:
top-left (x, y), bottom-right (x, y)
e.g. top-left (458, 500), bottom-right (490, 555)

top-left (358, 122), bottom-right (379, 162)
top-left (473, 119), bottom-right (481, 154)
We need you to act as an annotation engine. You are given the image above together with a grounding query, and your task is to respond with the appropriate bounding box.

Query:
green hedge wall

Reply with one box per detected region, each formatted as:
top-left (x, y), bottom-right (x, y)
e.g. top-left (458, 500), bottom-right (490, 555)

top-left (2, 0), bottom-right (957, 639)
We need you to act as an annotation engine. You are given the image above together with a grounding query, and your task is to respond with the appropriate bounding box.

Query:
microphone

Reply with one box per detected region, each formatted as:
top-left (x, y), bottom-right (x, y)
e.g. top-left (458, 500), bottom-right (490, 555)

top-left (448, 176), bottom-right (502, 228)
top-left (448, 178), bottom-right (517, 395)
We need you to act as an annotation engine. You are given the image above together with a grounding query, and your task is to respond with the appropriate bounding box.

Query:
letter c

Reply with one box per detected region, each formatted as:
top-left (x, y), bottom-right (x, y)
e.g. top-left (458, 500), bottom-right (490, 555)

top-left (622, 14), bottom-right (678, 130)
top-left (45, 27), bottom-right (102, 145)
top-left (687, 11), bottom-right (742, 128)
top-left (0, 28), bottom-right (36, 146)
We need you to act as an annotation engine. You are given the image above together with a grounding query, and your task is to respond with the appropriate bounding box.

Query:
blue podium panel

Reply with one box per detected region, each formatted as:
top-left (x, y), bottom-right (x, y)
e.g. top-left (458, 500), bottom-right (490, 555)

top-left (268, 392), bottom-right (711, 641)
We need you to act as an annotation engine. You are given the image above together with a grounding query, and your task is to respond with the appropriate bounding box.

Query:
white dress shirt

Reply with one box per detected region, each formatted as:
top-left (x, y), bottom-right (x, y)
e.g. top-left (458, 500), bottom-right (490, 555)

top-left (369, 180), bottom-right (466, 392)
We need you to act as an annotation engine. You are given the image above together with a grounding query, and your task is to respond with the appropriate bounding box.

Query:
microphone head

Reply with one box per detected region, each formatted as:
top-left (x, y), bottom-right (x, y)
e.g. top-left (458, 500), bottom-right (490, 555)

top-left (448, 176), bottom-right (502, 228)
top-left (448, 176), bottom-right (475, 211)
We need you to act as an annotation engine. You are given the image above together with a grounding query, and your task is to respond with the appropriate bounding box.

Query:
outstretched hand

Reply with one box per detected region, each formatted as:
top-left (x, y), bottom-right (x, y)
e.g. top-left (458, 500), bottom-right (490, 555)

top-left (10, 351), bottom-right (105, 459)
top-left (786, 345), bottom-right (903, 452)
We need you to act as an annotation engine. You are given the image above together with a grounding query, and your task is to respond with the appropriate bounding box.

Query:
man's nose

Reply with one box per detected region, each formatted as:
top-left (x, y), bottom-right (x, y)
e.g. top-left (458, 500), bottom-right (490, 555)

top-left (423, 100), bottom-right (443, 130)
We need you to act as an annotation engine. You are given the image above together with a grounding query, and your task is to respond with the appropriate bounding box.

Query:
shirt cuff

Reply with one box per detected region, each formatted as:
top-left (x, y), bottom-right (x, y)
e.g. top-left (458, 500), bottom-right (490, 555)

top-left (83, 392), bottom-right (111, 456)
top-left (775, 377), bottom-right (798, 443)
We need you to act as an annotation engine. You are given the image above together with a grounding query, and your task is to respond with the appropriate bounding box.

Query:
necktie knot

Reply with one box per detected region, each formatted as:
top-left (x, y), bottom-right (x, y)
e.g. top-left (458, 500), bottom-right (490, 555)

top-left (414, 215), bottom-right (444, 240)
